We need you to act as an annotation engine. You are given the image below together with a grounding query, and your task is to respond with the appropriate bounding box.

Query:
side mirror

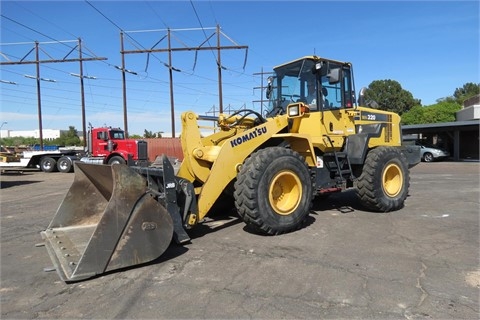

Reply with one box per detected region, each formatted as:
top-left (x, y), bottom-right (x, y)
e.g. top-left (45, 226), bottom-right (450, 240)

top-left (327, 68), bottom-right (341, 84)
top-left (358, 87), bottom-right (367, 106)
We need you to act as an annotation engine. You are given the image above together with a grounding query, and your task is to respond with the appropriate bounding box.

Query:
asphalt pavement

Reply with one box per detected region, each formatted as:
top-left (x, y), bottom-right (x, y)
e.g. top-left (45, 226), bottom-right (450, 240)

top-left (0, 162), bottom-right (479, 319)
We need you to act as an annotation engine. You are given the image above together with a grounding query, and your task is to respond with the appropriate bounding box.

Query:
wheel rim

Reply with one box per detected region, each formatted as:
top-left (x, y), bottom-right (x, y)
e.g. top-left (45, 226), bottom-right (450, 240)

top-left (268, 170), bottom-right (302, 215)
top-left (382, 163), bottom-right (403, 197)
top-left (425, 153), bottom-right (433, 162)
top-left (44, 161), bottom-right (53, 170)
top-left (109, 158), bottom-right (122, 165)
top-left (59, 160), bottom-right (69, 171)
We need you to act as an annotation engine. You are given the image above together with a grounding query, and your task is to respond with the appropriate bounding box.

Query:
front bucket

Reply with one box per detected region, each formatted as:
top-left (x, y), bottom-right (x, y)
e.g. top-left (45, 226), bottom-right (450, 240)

top-left (40, 162), bottom-right (173, 282)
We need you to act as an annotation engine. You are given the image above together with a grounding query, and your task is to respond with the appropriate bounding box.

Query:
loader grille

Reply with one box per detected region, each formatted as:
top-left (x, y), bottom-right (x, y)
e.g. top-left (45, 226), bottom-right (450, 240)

top-left (385, 114), bottom-right (392, 143)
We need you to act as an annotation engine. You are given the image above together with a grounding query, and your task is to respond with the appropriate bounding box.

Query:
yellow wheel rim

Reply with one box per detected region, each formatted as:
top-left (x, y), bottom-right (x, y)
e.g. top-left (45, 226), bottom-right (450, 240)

top-left (269, 170), bottom-right (302, 215)
top-left (382, 163), bottom-right (403, 197)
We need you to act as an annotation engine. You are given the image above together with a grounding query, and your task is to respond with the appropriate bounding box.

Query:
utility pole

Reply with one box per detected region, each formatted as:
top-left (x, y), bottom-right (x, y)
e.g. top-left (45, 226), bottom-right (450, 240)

top-left (34, 41), bottom-right (44, 149)
top-left (120, 25), bottom-right (248, 137)
top-left (120, 32), bottom-right (128, 137)
top-left (167, 28), bottom-right (176, 137)
top-left (216, 25), bottom-right (223, 113)
top-left (0, 39), bottom-right (107, 150)
top-left (78, 38), bottom-right (87, 147)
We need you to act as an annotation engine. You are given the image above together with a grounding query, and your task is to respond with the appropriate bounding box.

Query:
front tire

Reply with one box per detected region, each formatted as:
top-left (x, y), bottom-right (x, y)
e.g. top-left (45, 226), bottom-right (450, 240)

top-left (234, 147), bottom-right (313, 235)
top-left (108, 156), bottom-right (126, 165)
top-left (356, 146), bottom-right (410, 212)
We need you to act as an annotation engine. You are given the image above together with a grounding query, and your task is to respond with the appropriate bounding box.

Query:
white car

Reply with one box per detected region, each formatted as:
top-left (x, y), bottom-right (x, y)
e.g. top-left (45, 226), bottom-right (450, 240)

top-left (419, 144), bottom-right (450, 162)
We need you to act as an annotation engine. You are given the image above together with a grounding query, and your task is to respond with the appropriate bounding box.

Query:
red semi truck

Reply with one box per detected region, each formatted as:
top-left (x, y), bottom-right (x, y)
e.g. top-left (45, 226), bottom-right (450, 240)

top-left (0, 125), bottom-right (148, 173)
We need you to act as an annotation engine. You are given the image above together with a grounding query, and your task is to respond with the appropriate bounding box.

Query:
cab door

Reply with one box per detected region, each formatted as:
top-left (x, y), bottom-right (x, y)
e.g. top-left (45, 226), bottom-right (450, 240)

top-left (320, 64), bottom-right (356, 150)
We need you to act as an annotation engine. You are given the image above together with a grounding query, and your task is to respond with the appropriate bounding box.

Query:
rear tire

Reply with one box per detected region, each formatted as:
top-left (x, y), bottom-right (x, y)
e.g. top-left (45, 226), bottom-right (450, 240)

top-left (356, 146), bottom-right (409, 212)
top-left (234, 147), bottom-right (313, 235)
top-left (57, 156), bottom-right (73, 173)
top-left (39, 157), bottom-right (57, 173)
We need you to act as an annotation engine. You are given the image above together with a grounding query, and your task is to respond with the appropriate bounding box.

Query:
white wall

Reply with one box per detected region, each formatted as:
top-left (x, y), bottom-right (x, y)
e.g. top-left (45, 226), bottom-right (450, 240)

top-left (1, 129), bottom-right (63, 140)
top-left (456, 105), bottom-right (480, 121)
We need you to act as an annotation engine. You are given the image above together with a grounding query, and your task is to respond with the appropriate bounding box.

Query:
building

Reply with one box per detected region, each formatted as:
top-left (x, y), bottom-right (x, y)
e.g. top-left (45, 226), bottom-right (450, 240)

top-left (0, 129), bottom-right (67, 141)
top-left (402, 95), bottom-right (480, 161)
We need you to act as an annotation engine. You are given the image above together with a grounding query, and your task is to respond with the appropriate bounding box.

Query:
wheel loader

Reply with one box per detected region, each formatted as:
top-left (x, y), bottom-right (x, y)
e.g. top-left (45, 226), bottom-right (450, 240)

top-left (40, 55), bottom-right (421, 282)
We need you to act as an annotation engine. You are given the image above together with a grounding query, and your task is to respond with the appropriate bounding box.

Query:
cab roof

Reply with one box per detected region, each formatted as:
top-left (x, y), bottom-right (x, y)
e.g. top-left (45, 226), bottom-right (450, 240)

top-left (273, 55), bottom-right (350, 70)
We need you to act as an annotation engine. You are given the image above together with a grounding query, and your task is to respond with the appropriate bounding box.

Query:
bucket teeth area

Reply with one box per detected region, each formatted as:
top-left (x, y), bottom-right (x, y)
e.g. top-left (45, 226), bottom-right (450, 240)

top-left (41, 163), bottom-right (173, 282)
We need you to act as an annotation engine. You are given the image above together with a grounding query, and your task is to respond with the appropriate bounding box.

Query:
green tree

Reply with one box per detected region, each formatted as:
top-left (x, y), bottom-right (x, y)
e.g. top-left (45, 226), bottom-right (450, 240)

top-left (400, 105), bottom-right (424, 125)
top-left (54, 126), bottom-right (81, 146)
top-left (142, 130), bottom-right (163, 138)
top-left (143, 129), bottom-right (155, 138)
top-left (423, 101), bottom-right (462, 123)
top-left (0, 136), bottom-right (39, 147)
top-left (363, 79), bottom-right (420, 114)
top-left (401, 101), bottom-right (461, 125)
top-left (453, 82), bottom-right (480, 105)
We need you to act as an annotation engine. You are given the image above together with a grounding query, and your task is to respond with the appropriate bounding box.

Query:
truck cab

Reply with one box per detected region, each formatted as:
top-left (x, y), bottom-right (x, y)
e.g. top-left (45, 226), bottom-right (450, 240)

top-left (86, 126), bottom-right (148, 165)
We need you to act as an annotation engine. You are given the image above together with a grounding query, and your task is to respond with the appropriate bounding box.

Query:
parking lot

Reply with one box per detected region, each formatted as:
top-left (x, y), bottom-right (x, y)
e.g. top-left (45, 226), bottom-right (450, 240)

top-left (1, 162), bottom-right (479, 319)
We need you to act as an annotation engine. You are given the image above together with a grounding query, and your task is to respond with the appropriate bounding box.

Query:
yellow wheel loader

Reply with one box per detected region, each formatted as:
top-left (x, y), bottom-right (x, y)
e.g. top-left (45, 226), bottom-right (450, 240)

top-left (40, 56), bottom-right (421, 282)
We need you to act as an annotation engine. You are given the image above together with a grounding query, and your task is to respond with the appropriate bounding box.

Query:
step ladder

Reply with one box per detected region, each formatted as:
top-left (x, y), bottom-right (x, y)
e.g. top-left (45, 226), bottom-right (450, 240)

top-left (322, 136), bottom-right (354, 183)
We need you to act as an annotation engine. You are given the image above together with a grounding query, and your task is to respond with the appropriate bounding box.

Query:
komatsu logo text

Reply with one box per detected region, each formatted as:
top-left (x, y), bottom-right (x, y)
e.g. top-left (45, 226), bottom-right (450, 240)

top-left (230, 126), bottom-right (267, 148)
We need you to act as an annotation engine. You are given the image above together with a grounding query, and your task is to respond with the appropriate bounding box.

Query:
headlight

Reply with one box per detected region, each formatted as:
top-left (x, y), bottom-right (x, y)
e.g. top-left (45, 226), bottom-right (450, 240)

top-left (287, 103), bottom-right (309, 118)
top-left (288, 105), bottom-right (300, 117)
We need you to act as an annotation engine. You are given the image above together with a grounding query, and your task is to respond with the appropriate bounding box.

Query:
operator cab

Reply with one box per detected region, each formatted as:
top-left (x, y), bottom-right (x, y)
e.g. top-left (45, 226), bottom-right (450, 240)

top-left (265, 56), bottom-right (356, 117)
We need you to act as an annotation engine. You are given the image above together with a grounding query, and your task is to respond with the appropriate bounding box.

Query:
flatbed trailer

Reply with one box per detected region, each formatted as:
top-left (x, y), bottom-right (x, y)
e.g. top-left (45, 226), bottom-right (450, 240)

top-left (0, 150), bottom-right (83, 174)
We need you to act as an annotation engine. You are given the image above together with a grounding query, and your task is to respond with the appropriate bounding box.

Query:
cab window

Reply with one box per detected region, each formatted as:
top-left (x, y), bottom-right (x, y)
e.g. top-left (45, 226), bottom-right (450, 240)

top-left (321, 63), bottom-right (354, 109)
top-left (110, 131), bottom-right (125, 139)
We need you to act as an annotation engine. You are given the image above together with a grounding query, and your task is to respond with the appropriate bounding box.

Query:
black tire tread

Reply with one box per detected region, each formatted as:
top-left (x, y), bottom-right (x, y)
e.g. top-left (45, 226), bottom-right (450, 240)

top-left (356, 146), bottom-right (410, 212)
top-left (234, 147), bottom-right (313, 235)
top-left (108, 155), bottom-right (126, 165)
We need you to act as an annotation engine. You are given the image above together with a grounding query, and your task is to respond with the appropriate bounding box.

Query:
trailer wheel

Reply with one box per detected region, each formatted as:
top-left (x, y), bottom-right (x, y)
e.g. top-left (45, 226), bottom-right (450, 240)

top-left (39, 157), bottom-right (58, 173)
top-left (356, 146), bottom-right (409, 212)
top-left (234, 147), bottom-right (313, 235)
top-left (57, 156), bottom-right (73, 173)
top-left (108, 156), bottom-right (126, 165)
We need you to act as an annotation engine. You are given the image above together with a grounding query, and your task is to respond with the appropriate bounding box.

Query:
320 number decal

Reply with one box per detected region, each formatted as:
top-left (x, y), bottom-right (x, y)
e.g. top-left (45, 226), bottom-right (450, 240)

top-left (361, 112), bottom-right (388, 122)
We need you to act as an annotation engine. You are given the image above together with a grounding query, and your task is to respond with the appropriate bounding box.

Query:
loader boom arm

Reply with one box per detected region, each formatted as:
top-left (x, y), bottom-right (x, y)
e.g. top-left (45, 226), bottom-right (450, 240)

top-left (177, 111), bottom-right (290, 225)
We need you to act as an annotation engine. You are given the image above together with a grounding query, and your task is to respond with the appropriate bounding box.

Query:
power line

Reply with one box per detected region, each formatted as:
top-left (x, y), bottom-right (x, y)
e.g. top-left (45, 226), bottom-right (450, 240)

top-left (84, 1), bottom-right (124, 31)
top-left (2, 2), bottom-right (265, 135)
top-left (0, 11), bottom-right (132, 80)
top-left (144, 1), bottom-right (169, 29)
top-left (190, 0), bottom-right (217, 63)
top-left (84, 1), bottom-right (255, 96)
top-left (1, 14), bottom-right (61, 44)
top-left (13, 2), bottom-right (79, 39)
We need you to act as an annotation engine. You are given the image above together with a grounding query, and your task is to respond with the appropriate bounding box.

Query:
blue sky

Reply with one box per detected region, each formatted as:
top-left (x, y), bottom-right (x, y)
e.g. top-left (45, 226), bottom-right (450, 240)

top-left (1, 0), bottom-right (479, 136)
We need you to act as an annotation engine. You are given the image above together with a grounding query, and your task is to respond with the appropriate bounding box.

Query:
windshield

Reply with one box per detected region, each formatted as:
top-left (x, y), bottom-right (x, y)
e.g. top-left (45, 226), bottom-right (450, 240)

top-left (265, 59), bottom-right (316, 116)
